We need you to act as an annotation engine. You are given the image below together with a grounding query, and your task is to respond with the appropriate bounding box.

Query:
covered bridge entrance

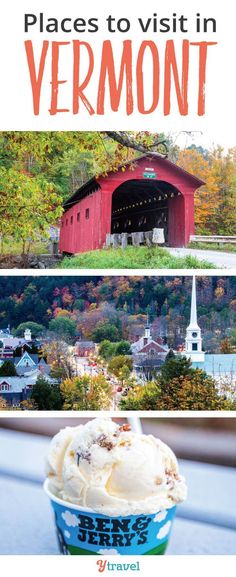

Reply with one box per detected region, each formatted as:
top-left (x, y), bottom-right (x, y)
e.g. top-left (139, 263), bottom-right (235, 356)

top-left (59, 154), bottom-right (204, 254)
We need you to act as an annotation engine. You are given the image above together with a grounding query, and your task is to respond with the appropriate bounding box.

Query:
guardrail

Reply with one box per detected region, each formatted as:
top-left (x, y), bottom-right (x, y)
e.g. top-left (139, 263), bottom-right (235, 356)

top-left (190, 235), bottom-right (236, 244)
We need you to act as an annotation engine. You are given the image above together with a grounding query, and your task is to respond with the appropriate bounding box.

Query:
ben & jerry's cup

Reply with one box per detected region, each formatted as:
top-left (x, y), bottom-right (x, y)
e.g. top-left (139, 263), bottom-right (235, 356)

top-left (44, 418), bottom-right (186, 555)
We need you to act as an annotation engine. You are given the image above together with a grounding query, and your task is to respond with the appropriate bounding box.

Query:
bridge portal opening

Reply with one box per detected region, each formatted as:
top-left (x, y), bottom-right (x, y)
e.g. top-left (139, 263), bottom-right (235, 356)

top-left (111, 179), bottom-right (181, 244)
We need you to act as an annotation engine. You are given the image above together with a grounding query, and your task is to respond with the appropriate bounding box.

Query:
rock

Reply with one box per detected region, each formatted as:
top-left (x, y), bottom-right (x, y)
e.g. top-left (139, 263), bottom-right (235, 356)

top-left (152, 228), bottom-right (165, 244)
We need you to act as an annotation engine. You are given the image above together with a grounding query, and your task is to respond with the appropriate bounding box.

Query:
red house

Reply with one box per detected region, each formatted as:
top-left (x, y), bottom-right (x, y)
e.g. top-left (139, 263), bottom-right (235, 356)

top-left (59, 154), bottom-right (204, 254)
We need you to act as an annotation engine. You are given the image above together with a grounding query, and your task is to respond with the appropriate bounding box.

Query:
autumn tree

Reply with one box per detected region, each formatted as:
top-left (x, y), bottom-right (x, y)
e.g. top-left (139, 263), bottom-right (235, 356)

top-left (177, 145), bottom-right (236, 235)
top-left (41, 340), bottom-right (75, 380)
top-left (0, 168), bottom-right (63, 255)
top-left (157, 371), bottom-right (231, 410)
top-left (220, 338), bottom-right (234, 354)
top-left (177, 147), bottom-right (217, 234)
top-left (120, 369), bottom-right (230, 410)
top-left (0, 396), bottom-right (10, 410)
top-left (61, 374), bottom-right (112, 410)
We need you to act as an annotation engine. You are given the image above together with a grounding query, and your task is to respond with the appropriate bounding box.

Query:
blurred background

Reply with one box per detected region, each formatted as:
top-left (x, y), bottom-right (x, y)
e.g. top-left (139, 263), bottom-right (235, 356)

top-left (1, 416), bottom-right (236, 466)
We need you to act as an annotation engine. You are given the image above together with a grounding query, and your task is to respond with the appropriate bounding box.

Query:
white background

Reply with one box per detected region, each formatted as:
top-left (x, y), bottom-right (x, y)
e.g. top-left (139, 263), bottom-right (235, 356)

top-left (0, 0), bottom-right (235, 147)
top-left (4, 555), bottom-right (236, 576)
top-left (0, 0), bottom-right (236, 573)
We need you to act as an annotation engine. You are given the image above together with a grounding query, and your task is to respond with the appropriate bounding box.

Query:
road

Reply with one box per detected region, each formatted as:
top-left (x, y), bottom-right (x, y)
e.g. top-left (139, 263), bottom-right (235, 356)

top-left (167, 247), bottom-right (236, 269)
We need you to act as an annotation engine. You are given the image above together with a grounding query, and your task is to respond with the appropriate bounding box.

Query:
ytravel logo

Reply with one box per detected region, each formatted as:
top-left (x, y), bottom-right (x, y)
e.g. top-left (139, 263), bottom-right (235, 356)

top-left (96, 560), bottom-right (141, 573)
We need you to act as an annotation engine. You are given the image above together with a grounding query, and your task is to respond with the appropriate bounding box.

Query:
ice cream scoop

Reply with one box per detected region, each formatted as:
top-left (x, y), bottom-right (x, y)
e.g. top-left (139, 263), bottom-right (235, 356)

top-left (46, 418), bottom-right (187, 516)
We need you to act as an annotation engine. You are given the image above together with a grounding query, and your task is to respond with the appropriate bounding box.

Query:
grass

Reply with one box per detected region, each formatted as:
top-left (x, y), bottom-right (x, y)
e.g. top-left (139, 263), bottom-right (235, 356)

top-left (57, 246), bottom-right (215, 269)
top-left (0, 238), bottom-right (50, 256)
top-left (188, 241), bottom-right (236, 253)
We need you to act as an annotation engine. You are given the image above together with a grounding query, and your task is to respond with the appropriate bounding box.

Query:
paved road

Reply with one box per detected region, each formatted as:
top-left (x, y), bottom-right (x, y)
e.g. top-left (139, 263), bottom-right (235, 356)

top-left (167, 248), bottom-right (236, 269)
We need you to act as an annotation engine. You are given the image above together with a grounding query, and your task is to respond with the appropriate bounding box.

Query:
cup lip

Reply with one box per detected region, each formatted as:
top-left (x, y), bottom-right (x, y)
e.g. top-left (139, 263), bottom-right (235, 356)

top-left (44, 478), bottom-right (177, 518)
top-left (44, 478), bottom-right (95, 513)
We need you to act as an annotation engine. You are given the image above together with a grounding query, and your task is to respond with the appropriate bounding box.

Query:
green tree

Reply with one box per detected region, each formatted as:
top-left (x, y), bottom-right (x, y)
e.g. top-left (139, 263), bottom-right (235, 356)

top-left (0, 360), bottom-right (17, 376)
top-left (92, 322), bottom-right (121, 342)
top-left (49, 317), bottom-right (77, 340)
top-left (108, 355), bottom-right (133, 384)
top-left (160, 355), bottom-right (193, 383)
top-left (31, 377), bottom-right (63, 410)
top-left (115, 341), bottom-right (132, 356)
top-left (119, 382), bottom-right (160, 410)
top-left (98, 340), bottom-right (131, 360)
top-left (14, 321), bottom-right (45, 337)
top-left (98, 340), bottom-right (116, 360)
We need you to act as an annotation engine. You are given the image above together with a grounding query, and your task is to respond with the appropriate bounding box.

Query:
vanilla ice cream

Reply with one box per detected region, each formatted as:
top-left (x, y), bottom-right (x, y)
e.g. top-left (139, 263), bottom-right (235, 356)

top-left (46, 418), bottom-right (187, 516)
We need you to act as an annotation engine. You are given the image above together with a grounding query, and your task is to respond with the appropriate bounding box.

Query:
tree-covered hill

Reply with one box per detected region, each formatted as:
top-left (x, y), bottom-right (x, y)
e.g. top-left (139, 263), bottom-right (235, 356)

top-left (0, 276), bottom-right (235, 352)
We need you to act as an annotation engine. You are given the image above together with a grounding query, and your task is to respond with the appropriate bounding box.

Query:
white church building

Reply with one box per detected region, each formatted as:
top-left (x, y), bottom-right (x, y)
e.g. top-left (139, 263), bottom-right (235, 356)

top-left (183, 277), bottom-right (236, 383)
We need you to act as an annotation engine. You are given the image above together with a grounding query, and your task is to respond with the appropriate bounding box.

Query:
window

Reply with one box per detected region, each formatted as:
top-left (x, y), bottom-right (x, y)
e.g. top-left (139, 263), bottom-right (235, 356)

top-left (77, 212), bottom-right (80, 222)
top-left (85, 208), bottom-right (90, 219)
top-left (66, 219), bottom-right (68, 226)
top-left (0, 383), bottom-right (10, 391)
top-left (70, 216), bottom-right (73, 225)
top-left (62, 221), bottom-right (64, 228)
top-left (192, 343), bottom-right (198, 351)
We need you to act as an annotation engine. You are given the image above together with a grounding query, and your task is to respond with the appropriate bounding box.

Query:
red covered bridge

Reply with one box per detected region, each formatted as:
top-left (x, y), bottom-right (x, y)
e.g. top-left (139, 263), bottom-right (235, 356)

top-left (59, 154), bottom-right (204, 254)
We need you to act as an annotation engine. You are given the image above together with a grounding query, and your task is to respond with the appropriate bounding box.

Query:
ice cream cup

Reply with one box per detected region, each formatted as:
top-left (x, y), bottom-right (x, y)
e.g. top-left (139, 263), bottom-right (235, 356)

top-left (44, 479), bottom-right (176, 555)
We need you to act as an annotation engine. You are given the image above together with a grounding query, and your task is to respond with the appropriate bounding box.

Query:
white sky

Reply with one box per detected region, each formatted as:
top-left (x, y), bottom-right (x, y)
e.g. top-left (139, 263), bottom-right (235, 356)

top-left (168, 131), bottom-right (236, 151)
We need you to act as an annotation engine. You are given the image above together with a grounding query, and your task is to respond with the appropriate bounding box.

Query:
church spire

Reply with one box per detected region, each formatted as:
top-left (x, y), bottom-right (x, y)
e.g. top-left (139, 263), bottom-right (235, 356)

top-left (188, 275), bottom-right (199, 329)
top-left (144, 312), bottom-right (151, 340)
top-left (185, 276), bottom-right (205, 363)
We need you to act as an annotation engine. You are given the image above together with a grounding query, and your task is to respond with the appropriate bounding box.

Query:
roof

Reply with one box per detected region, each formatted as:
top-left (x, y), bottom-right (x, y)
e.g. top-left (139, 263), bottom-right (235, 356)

top-left (76, 341), bottom-right (95, 348)
top-left (131, 336), bottom-right (168, 354)
top-left (133, 356), bottom-right (165, 368)
top-left (0, 338), bottom-right (21, 348)
top-left (0, 371), bottom-right (55, 392)
top-left (63, 153), bottom-right (205, 212)
top-left (14, 353), bottom-right (39, 366)
top-left (192, 354), bottom-right (236, 375)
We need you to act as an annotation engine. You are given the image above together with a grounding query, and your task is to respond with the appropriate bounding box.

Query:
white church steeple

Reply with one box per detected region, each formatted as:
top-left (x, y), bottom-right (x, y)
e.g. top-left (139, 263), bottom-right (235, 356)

top-left (144, 313), bottom-right (151, 340)
top-left (185, 277), bottom-right (205, 363)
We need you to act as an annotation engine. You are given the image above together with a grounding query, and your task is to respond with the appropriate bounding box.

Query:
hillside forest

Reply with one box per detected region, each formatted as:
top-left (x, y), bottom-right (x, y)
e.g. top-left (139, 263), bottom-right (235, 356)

top-left (0, 276), bottom-right (235, 353)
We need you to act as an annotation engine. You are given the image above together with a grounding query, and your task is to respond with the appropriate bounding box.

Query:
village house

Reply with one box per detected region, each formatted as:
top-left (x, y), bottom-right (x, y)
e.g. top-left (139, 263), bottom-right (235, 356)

top-left (75, 340), bottom-right (96, 357)
top-left (131, 317), bottom-right (169, 381)
top-left (0, 369), bottom-right (55, 407)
